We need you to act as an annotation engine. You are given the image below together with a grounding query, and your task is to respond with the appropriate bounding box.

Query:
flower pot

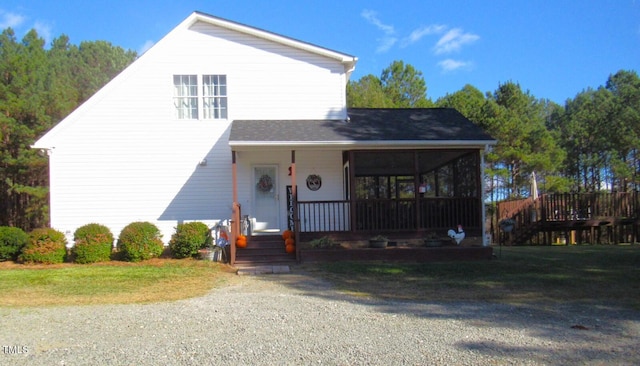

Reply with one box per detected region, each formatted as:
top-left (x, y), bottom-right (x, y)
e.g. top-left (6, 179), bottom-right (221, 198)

top-left (424, 239), bottom-right (443, 247)
top-left (198, 249), bottom-right (214, 261)
top-left (369, 240), bottom-right (388, 248)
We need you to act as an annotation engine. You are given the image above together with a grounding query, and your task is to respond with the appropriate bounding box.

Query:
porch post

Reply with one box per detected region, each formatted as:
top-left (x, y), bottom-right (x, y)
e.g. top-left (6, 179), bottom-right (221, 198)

top-left (291, 150), bottom-right (300, 261)
top-left (479, 148), bottom-right (487, 246)
top-left (348, 151), bottom-right (357, 232)
top-left (414, 150), bottom-right (421, 230)
top-left (230, 150), bottom-right (238, 265)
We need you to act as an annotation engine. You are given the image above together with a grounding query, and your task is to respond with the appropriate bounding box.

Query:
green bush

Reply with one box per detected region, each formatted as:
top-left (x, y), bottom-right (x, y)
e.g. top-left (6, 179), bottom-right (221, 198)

top-left (20, 228), bottom-right (68, 264)
top-left (72, 223), bottom-right (114, 264)
top-left (117, 222), bottom-right (164, 262)
top-left (0, 226), bottom-right (29, 261)
top-left (169, 222), bottom-right (212, 259)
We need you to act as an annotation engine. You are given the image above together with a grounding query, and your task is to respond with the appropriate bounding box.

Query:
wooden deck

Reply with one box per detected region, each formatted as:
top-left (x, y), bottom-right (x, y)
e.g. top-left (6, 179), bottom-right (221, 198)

top-left (496, 192), bottom-right (640, 245)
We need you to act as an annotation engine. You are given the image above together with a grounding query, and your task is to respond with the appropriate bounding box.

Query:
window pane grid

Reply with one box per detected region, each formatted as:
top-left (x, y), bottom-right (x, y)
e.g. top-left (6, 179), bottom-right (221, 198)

top-left (203, 74), bottom-right (227, 120)
top-left (173, 75), bottom-right (198, 119)
top-left (174, 74), bottom-right (227, 120)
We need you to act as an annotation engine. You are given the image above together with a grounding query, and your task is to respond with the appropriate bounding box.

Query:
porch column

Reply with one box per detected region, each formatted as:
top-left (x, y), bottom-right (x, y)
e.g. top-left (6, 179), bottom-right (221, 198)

top-left (479, 148), bottom-right (487, 246)
top-left (414, 151), bottom-right (421, 230)
top-left (230, 150), bottom-right (238, 265)
top-left (291, 150), bottom-right (299, 260)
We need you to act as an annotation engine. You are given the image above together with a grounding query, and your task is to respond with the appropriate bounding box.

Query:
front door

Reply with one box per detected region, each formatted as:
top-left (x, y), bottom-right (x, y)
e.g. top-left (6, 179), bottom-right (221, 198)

top-left (253, 165), bottom-right (279, 232)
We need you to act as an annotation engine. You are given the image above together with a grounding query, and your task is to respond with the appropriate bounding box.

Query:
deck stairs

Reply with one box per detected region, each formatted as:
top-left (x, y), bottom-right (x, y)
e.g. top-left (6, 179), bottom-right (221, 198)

top-left (234, 234), bottom-right (297, 267)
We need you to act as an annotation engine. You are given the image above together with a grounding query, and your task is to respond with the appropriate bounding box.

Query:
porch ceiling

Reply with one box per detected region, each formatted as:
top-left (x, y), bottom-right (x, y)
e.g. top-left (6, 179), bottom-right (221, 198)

top-left (229, 108), bottom-right (496, 150)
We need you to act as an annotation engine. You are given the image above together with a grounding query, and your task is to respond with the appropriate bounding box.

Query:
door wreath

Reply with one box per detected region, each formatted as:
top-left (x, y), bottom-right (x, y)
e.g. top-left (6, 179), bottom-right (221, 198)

top-left (256, 174), bottom-right (273, 192)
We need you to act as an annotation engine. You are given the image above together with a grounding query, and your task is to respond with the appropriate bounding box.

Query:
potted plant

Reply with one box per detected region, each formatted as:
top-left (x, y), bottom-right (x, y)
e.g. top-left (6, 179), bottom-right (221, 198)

top-left (369, 235), bottom-right (389, 248)
top-left (499, 218), bottom-right (516, 233)
top-left (424, 232), bottom-right (443, 247)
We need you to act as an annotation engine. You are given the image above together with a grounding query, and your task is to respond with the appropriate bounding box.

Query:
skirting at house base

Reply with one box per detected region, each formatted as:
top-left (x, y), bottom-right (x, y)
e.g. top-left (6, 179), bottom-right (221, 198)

top-left (299, 246), bottom-right (493, 263)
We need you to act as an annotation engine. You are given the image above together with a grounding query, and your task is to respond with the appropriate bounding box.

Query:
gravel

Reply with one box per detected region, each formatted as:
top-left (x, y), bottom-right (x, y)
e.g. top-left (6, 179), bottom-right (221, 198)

top-left (1, 268), bottom-right (639, 365)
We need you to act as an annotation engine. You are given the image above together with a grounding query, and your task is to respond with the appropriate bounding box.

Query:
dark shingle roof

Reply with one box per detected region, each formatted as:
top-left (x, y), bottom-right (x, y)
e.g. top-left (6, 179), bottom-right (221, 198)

top-left (229, 108), bottom-right (495, 145)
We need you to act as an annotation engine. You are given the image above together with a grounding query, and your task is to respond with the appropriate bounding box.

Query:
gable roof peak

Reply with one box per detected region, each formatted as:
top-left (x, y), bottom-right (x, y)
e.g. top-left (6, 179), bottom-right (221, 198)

top-left (181, 11), bottom-right (357, 68)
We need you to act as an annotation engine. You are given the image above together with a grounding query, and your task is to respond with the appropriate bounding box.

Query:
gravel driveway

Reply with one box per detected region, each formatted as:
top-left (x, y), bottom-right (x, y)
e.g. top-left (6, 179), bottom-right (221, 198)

top-left (1, 268), bottom-right (639, 365)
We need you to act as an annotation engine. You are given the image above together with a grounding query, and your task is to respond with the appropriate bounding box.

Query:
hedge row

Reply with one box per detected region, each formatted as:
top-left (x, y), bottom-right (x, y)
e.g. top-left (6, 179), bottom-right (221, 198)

top-left (0, 221), bottom-right (213, 264)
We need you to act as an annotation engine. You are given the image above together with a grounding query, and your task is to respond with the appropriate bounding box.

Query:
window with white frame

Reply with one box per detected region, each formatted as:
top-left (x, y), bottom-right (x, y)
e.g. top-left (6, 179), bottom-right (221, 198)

top-left (203, 75), bottom-right (227, 119)
top-left (173, 74), bottom-right (227, 120)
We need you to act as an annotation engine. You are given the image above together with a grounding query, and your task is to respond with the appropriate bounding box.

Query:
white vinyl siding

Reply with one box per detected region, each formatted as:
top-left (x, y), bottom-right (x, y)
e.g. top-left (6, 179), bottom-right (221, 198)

top-left (35, 15), bottom-right (352, 241)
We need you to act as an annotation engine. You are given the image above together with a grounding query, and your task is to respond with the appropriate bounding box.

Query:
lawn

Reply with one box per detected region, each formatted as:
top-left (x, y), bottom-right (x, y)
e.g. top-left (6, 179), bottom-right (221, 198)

top-left (300, 245), bottom-right (640, 308)
top-left (2, 246), bottom-right (639, 309)
top-left (0, 259), bottom-right (239, 307)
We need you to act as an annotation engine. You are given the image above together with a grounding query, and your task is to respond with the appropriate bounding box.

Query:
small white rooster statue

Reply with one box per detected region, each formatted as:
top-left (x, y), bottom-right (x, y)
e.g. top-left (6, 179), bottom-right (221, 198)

top-left (448, 224), bottom-right (465, 245)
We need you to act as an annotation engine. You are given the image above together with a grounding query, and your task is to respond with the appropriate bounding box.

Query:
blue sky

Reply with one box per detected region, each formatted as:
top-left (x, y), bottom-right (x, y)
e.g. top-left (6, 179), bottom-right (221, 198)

top-left (2, 0), bottom-right (639, 104)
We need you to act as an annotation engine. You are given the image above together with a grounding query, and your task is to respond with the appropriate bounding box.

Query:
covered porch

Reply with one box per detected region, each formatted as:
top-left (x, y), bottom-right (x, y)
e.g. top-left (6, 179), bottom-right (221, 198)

top-left (227, 108), bottom-right (496, 265)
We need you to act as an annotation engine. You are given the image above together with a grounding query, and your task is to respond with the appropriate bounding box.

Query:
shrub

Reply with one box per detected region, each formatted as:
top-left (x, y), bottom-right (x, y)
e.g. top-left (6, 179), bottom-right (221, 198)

top-left (0, 226), bottom-right (29, 261)
top-left (169, 222), bottom-right (212, 259)
top-left (117, 222), bottom-right (164, 262)
top-left (20, 228), bottom-right (68, 264)
top-left (72, 223), bottom-right (114, 264)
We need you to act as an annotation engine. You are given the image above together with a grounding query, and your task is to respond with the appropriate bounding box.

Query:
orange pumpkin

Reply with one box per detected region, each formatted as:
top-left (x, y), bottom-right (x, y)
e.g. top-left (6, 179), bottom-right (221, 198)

top-left (285, 238), bottom-right (295, 246)
top-left (282, 230), bottom-right (293, 240)
top-left (236, 235), bottom-right (247, 248)
top-left (285, 243), bottom-right (295, 253)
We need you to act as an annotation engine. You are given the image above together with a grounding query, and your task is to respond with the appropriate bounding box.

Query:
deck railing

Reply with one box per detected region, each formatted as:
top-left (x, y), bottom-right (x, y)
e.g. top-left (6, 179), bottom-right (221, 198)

top-left (495, 192), bottom-right (640, 244)
top-left (498, 192), bottom-right (640, 224)
top-left (297, 197), bottom-right (480, 233)
top-left (298, 200), bottom-right (350, 232)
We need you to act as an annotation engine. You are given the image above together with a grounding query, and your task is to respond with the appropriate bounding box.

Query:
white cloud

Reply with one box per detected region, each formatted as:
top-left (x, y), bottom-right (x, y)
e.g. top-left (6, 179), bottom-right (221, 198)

top-left (0, 10), bottom-right (26, 29)
top-left (438, 59), bottom-right (474, 72)
top-left (361, 9), bottom-right (395, 35)
top-left (434, 28), bottom-right (479, 54)
top-left (361, 9), bottom-right (398, 53)
top-left (33, 21), bottom-right (52, 44)
top-left (401, 24), bottom-right (447, 47)
top-left (138, 40), bottom-right (155, 55)
top-left (375, 36), bottom-right (397, 53)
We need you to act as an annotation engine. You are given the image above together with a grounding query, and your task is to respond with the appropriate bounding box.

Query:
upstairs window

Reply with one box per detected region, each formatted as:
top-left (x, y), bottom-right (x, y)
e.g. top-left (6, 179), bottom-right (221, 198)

top-left (173, 74), bottom-right (227, 120)
top-left (203, 75), bottom-right (227, 119)
top-left (173, 75), bottom-right (198, 119)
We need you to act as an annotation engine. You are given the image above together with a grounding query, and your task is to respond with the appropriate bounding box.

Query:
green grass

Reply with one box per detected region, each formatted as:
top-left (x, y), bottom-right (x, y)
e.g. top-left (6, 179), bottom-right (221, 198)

top-left (0, 259), bottom-right (239, 307)
top-left (301, 245), bottom-right (640, 308)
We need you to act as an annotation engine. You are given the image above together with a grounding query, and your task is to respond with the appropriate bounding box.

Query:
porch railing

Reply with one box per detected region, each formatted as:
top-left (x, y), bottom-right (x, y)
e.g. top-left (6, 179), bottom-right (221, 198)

top-left (298, 200), bottom-right (350, 232)
top-left (297, 197), bottom-right (480, 233)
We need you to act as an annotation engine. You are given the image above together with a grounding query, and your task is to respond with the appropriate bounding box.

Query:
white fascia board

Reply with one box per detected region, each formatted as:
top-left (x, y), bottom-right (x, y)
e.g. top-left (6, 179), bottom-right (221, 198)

top-left (229, 140), bottom-right (497, 150)
top-left (189, 13), bottom-right (357, 69)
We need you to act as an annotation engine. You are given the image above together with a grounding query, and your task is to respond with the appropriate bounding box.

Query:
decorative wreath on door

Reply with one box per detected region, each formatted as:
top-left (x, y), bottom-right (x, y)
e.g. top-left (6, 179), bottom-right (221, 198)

top-left (256, 174), bottom-right (273, 192)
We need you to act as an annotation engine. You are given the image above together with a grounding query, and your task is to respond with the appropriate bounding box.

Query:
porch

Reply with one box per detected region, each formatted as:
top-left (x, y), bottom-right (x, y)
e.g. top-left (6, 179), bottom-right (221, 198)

top-left (227, 108), bottom-right (496, 265)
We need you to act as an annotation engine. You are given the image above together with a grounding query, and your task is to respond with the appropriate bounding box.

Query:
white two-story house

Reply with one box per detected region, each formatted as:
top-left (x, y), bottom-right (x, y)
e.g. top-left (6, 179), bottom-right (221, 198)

top-left (33, 11), bottom-right (495, 263)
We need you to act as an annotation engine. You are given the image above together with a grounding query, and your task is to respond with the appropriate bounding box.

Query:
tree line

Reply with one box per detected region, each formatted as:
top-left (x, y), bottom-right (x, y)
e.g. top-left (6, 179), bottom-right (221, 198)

top-left (348, 60), bottom-right (640, 201)
top-left (0, 28), bottom-right (137, 231)
top-left (1, 28), bottom-right (638, 232)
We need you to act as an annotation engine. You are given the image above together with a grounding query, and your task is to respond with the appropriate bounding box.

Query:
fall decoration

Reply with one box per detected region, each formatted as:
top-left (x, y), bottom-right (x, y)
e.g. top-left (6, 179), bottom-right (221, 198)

top-left (256, 174), bottom-right (273, 192)
top-left (285, 238), bottom-right (295, 247)
top-left (236, 235), bottom-right (247, 248)
top-left (285, 243), bottom-right (295, 254)
top-left (282, 230), bottom-right (293, 240)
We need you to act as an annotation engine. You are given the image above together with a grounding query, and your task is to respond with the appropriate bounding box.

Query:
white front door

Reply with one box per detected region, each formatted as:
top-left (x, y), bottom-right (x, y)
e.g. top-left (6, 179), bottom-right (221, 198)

top-left (253, 165), bottom-right (279, 232)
